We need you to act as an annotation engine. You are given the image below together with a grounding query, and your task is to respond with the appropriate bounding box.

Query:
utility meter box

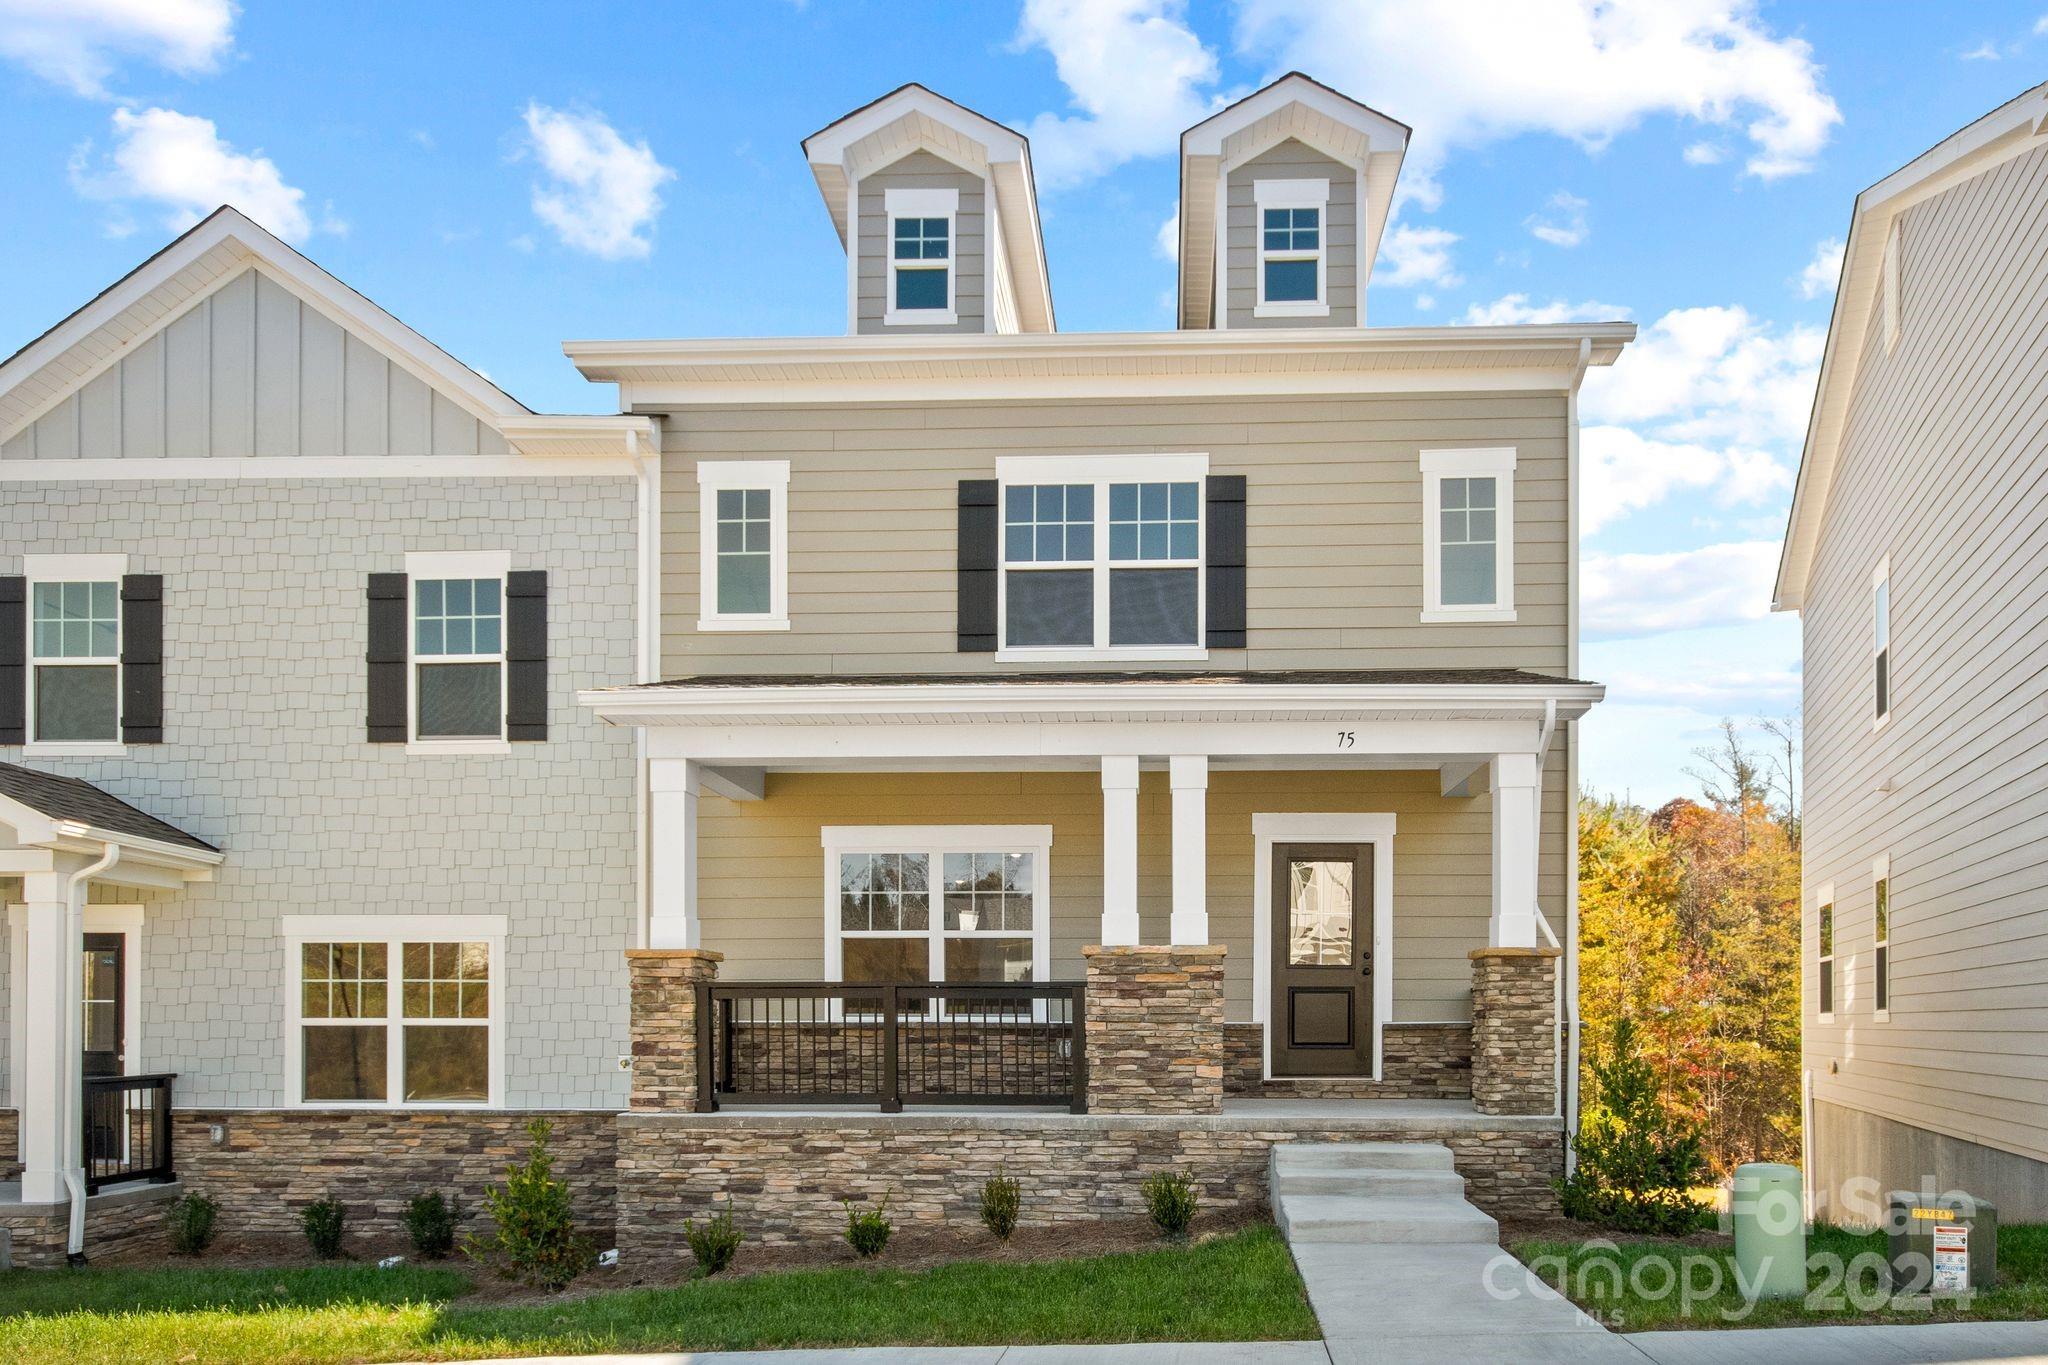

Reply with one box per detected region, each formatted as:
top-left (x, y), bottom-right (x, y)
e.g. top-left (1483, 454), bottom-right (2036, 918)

top-left (1730, 1162), bottom-right (1807, 1299)
top-left (1888, 1192), bottom-right (1997, 1295)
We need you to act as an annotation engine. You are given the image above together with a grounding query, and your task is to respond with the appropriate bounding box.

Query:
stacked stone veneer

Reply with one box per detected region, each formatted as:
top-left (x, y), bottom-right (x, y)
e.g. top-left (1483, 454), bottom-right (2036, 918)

top-left (1082, 945), bottom-right (1226, 1114)
top-left (627, 949), bottom-right (721, 1111)
top-left (1222, 1023), bottom-right (1473, 1099)
top-left (1, 1183), bottom-right (180, 1268)
top-left (1470, 947), bottom-right (1561, 1116)
top-left (0, 1109), bottom-right (18, 1181)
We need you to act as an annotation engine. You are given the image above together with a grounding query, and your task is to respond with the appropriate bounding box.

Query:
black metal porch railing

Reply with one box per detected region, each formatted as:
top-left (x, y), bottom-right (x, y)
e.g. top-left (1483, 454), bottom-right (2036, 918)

top-left (696, 982), bottom-right (1086, 1113)
top-left (83, 1072), bottom-right (176, 1193)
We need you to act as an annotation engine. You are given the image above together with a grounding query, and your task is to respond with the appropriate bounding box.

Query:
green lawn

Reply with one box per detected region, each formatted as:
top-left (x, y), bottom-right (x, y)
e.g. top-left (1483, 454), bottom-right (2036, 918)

top-left (1513, 1223), bottom-right (2048, 1331)
top-left (0, 1226), bottom-right (1318, 1364)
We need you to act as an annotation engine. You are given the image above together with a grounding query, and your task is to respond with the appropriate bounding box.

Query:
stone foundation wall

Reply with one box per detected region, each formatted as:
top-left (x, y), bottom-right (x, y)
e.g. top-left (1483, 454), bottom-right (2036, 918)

top-left (1221, 1023), bottom-right (1473, 1099)
top-left (1082, 945), bottom-right (1225, 1114)
top-left (0, 1108), bottom-right (17, 1181)
top-left (1, 1184), bottom-right (179, 1269)
top-left (1470, 947), bottom-right (1561, 1116)
top-left (627, 949), bottom-right (721, 1111)
top-left (615, 1114), bottom-right (1562, 1260)
top-left (172, 1109), bottom-right (617, 1238)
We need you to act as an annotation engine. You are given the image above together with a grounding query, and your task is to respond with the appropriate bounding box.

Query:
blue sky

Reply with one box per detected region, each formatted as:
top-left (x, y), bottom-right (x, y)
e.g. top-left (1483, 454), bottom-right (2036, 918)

top-left (3, 1), bottom-right (2046, 805)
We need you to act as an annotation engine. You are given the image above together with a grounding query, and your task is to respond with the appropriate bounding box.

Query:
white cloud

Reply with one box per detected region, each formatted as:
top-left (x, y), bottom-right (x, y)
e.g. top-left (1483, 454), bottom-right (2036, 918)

top-left (1581, 304), bottom-right (1823, 448)
top-left (0, 0), bottom-right (234, 98)
top-left (2037, 14), bottom-right (2048, 36)
top-left (1459, 293), bottom-right (1625, 326)
top-left (1797, 236), bottom-right (1845, 299)
top-left (1960, 40), bottom-right (2002, 61)
top-left (1377, 223), bottom-right (1461, 287)
top-left (519, 102), bottom-right (674, 260)
top-left (1235, 0), bottom-right (1841, 196)
top-left (1014, 0), bottom-right (1221, 188)
top-left (1155, 209), bottom-right (1179, 262)
top-left (1582, 540), bottom-right (1779, 637)
top-left (1580, 426), bottom-right (1790, 535)
top-left (1525, 190), bottom-right (1588, 247)
top-left (70, 105), bottom-right (313, 241)
top-left (1682, 141), bottom-right (1727, 166)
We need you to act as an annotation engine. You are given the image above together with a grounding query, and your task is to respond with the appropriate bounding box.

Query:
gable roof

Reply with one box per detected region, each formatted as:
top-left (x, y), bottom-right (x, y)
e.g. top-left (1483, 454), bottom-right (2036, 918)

top-left (802, 83), bottom-right (1055, 333)
top-left (0, 762), bottom-right (218, 853)
top-left (1774, 80), bottom-right (2048, 611)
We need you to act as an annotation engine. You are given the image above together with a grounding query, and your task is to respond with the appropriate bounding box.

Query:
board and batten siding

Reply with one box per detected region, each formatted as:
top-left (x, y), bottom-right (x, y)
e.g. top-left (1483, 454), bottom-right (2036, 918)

top-left (0, 267), bottom-right (510, 461)
top-left (696, 764), bottom-right (1569, 1022)
top-left (1802, 140), bottom-right (2048, 1169)
top-left (655, 391), bottom-right (1568, 675)
top-left (855, 151), bottom-right (986, 335)
top-left (1226, 139), bottom-right (1358, 329)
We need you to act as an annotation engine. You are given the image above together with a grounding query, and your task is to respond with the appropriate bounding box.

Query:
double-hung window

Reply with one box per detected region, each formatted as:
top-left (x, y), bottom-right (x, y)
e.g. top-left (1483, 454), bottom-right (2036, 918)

top-left (697, 460), bottom-right (790, 630)
top-left (884, 187), bottom-right (957, 324)
top-left (1421, 448), bottom-right (1516, 622)
top-left (26, 555), bottom-right (124, 749)
top-left (1816, 888), bottom-right (1836, 1021)
top-left (997, 454), bottom-right (1207, 657)
top-left (286, 915), bottom-right (505, 1106)
top-left (1873, 857), bottom-right (1891, 1019)
top-left (406, 551), bottom-right (507, 748)
top-left (1254, 179), bottom-right (1328, 318)
top-left (1873, 559), bottom-right (1891, 726)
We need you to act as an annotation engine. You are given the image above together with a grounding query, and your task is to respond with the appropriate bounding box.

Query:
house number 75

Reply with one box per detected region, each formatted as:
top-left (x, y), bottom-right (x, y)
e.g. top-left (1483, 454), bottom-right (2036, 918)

top-left (1336, 731), bottom-right (1356, 748)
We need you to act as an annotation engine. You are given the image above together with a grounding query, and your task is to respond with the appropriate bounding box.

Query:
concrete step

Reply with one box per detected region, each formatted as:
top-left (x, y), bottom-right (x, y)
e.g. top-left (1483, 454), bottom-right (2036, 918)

top-left (1269, 1141), bottom-right (1458, 1172)
top-left (1275, 1192), bottom-right (1500, 1245)
top-left (1273, 1167), bottom-right (1468, 1198)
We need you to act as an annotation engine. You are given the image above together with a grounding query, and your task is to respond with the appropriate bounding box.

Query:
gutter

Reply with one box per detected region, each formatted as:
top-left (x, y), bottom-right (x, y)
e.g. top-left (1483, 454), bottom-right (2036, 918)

top-left (62, 839), bottom-right (119, 1263)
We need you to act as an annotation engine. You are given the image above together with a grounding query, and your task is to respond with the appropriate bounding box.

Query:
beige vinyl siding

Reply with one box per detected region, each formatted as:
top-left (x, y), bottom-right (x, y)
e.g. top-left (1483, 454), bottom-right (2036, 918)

top-left (855, 151), bottom-right (985, 335)
top-left (1226, 140), bottom-right (1358, 329)
top-left (654, 391), bottom-right (1568, 675)
top-left (696, 763), bottom-right (1569, 1022)
top-left (1802, 141), bottom-right (2048, 1164)
top-left (0, 267), bottom-right (508, 461)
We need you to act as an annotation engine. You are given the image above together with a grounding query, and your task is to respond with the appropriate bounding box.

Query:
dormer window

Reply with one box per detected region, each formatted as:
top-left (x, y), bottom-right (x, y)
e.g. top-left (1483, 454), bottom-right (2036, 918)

top-left (1254, 179), bottom-right (1329, 319)
top-left (885, 188), bottom-right (957, 325)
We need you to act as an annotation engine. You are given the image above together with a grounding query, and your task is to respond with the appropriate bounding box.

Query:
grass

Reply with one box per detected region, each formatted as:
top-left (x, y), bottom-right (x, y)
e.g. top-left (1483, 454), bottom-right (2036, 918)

top-left (1513, 1222), bottom-right (2048, 1331)
top-left (0, 1225), bottom-right (1317, 1364)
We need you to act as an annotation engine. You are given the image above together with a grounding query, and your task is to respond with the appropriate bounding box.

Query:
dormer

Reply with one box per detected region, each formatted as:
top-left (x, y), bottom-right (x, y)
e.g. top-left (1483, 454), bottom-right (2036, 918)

top-left (1177, 73), bottom-right (1409, 331)
top-left (804, 84), bottom-right (1055, 336)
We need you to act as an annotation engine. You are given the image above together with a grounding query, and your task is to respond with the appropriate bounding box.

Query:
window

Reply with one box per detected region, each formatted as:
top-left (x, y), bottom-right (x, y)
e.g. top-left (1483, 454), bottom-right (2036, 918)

top-left (404, 551), bottom-right (507, 750)
top-left (1873, 560), bottom-right (1891, 726)
top-left (1253, 179), bottom-right (1328, 318)
top-left (24, 553), bottom-right (126, 750)
top-left (697, 461), bottom-right (790, 631)
top-left (1816, 890), bottom-right (1836, 1021)
top-left (1873, 857), bottom-right (1891, 1019)
top-left (824, 826), bottom-right (1051, 1008)
top-left (1421, 448), bottom-right (1516, 621)
top-left (285, 916), bottom-right (504, 1106)
top-left (997, 454), bottom-right (1207, 657)
top-left (884, 187), bottom-right (957, 324)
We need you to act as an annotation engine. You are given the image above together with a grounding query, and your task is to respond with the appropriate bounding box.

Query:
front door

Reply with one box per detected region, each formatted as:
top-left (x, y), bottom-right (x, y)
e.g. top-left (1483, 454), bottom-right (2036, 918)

top-left (83, 933), bottom-right (125, 1164)
top-left (1270, 843), bottom-right (1372, 1077)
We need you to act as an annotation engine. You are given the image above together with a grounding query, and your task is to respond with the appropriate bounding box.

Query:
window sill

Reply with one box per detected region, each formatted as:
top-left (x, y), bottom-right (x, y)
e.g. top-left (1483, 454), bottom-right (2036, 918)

top-left (293, 1100), bottom-right (497, 1111)
top-left (1419, 608), bottom-right (1517, 624)
top-left (883, 310), bottom-right (958, 327)
top-left (1873, 1010), bottom-right (1890, 1023)
top-left (22, 741), bottom-right (128, 758)
top-left (405, 738), bottom-right (512, 756)
top-left (996, 646), bottom-right (1209, 664)
top-left (1873, 711), bottom-right (1892, 733)
top-left (698, 617), bottom-right (792, 633)
top-left (1817, 1013), bottom-right (1835, 1025)
top-left (1254, 301), bottom-right (1329, 319)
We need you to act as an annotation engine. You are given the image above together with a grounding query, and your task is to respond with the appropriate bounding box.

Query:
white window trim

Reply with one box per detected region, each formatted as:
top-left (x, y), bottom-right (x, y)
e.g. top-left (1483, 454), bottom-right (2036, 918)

top-left (1872, 855), bottom-right (1891, 1023)
top-left (281, 913), bottom-right (508, 1109)
top-left (820, 825), bottom-right (1053, 1002)
top-left (1872, 557), bottom-right (1891, 731)
top-left (23, 552), bottom-right (128, 757)
top-left (994, 452), bottom-right (1210, 662)
top-left (1420, 447), bottom-right (1516, 622)
top-left (1253, 178), bottom-right (1330, 319)
top-left (403, 550), bottom-right (511, 756)
top-left (8, 905), bottom-right (142, 1119)
top-left (696, 460), bottom-right (791, 632)
top-left (883, 187), bottom-right (959, 327)
top-left (1815, 882), bottom-right (1836, 1025)
top-left (1883, 220), bottom-right (1902, 355)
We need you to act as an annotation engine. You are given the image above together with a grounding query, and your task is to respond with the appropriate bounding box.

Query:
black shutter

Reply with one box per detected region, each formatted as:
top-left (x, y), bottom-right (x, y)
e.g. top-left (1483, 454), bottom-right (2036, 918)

top-left (1205, 474), bottom-right (1247, 649)
top-left (505, 570), bottom-right (547, 742)
top-left (0, 577), bottom-right (23, 745)
top-left (366, 573), bottom-right (408, 743)
top-left (120, 574), bottom-right (164, 743)
top-left (958, 479), bottom-right (999, 652)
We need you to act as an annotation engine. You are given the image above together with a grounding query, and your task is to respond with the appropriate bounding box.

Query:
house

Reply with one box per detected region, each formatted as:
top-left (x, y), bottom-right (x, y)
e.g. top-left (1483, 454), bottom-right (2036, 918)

top-left (1, 74), bottom-right (1630, 1264)
top-left (1776, 80), bottom-right (2048, 1224)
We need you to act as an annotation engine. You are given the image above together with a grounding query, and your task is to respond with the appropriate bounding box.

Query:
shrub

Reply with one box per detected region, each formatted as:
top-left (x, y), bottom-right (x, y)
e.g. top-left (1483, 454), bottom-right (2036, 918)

top-left (405, 1192), bottom-right (457, 1259)
top-left (167, 1192), bottom-right (218, 1256)
top-left (843, 1196), bottom-right (892, 1259)
top-left (1142, 1169), bottom-right (1199, 1238)
top-left (683, 1197), bottom-right (743, 1278)
top-left (301, 1198), bottom-right (346, 1259)
top-left (464, 1117), bottom-right (593, 1290)
top-left (1558, 1017), bottom-right (1711, 1235)
top-left (980, 1168), bottom-right (1021, 1240)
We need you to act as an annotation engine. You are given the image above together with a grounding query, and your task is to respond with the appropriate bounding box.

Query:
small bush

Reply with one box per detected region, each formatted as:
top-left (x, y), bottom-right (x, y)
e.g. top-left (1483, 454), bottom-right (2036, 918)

top-left (167, 1192), bottom-right (218, 1256)
top-left (405, 1192), bottom-right (457, 1259)
top-left (683, 1197), bottom-right (743, 1278)
top-left (1142, 1169), bottom-right (1199, 1238)
top-left (463, 1117), bottom-right (593, 1290)
top-left (980, 1168), bottom-right (1021, 1240)
top-left (843, 1196), bottom-right (892, 1259)
top-left (301, 1198), bottom-right (346, 1259)
top-left (1558, 1017), bottom-right (1711, 1236)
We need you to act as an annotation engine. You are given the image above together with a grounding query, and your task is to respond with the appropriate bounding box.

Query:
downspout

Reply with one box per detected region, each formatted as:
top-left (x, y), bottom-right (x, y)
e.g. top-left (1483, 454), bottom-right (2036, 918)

top-left (63, 839), bottom-right (119, 1262)
top-left (1563, 336), bottom-right (1592, 1166)
top-left (1530, 699), bottom-right (1563, 1124)
top-left (632, 426), bottom-right (660, 952)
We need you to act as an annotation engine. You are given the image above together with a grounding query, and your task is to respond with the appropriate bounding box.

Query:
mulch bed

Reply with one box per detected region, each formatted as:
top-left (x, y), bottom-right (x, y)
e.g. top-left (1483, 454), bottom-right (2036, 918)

top-left (1497, 1214), bottom-right (1731, 1249)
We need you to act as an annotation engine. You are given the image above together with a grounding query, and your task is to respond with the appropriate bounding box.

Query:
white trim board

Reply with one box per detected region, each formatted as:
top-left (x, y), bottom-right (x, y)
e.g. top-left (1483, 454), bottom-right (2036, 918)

top-left (7, 904), bottom-right (144, 1120)
top-left (1250, 812), bottom-right (1396, 1083)
top-left (0, 456), bottom-right (641, 481)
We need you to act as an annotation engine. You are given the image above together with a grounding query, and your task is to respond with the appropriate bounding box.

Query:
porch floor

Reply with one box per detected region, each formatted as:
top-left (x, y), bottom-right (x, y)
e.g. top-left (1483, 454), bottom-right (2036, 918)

top-left (676, 1098), bottom-right (1560, 1131)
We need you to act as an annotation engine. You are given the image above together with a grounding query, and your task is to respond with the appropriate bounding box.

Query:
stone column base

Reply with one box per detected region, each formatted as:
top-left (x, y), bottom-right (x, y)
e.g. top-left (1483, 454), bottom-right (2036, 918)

top-left (626, 948), bottom-right (723, 1112)
top-left (1469, 946), bottom-right (1560, 1116)
top-left (1082, 944), bottom-right (1226, 1115)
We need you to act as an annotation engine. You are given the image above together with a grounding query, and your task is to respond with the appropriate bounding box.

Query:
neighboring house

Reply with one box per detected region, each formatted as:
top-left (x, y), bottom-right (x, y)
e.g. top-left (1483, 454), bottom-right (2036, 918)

top-left (1776, 81), bottom-right (2048, 1222)
top-left (2, 75), bottom-right (1631, 1264)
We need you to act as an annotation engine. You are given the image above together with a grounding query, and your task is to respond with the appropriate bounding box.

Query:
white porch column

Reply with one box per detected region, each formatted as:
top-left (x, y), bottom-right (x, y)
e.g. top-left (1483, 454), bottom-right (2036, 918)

top-left (1169, 754), bottom-right (1209, 945)
top-left (1099, 755), bottom-right (1141, 946)
top-left (1489, 752), bottom-right (1542, 948)
top-left (18, 865), bottom-right (76, 1204)
top-left (648, 757), bottom-right (700, 950)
